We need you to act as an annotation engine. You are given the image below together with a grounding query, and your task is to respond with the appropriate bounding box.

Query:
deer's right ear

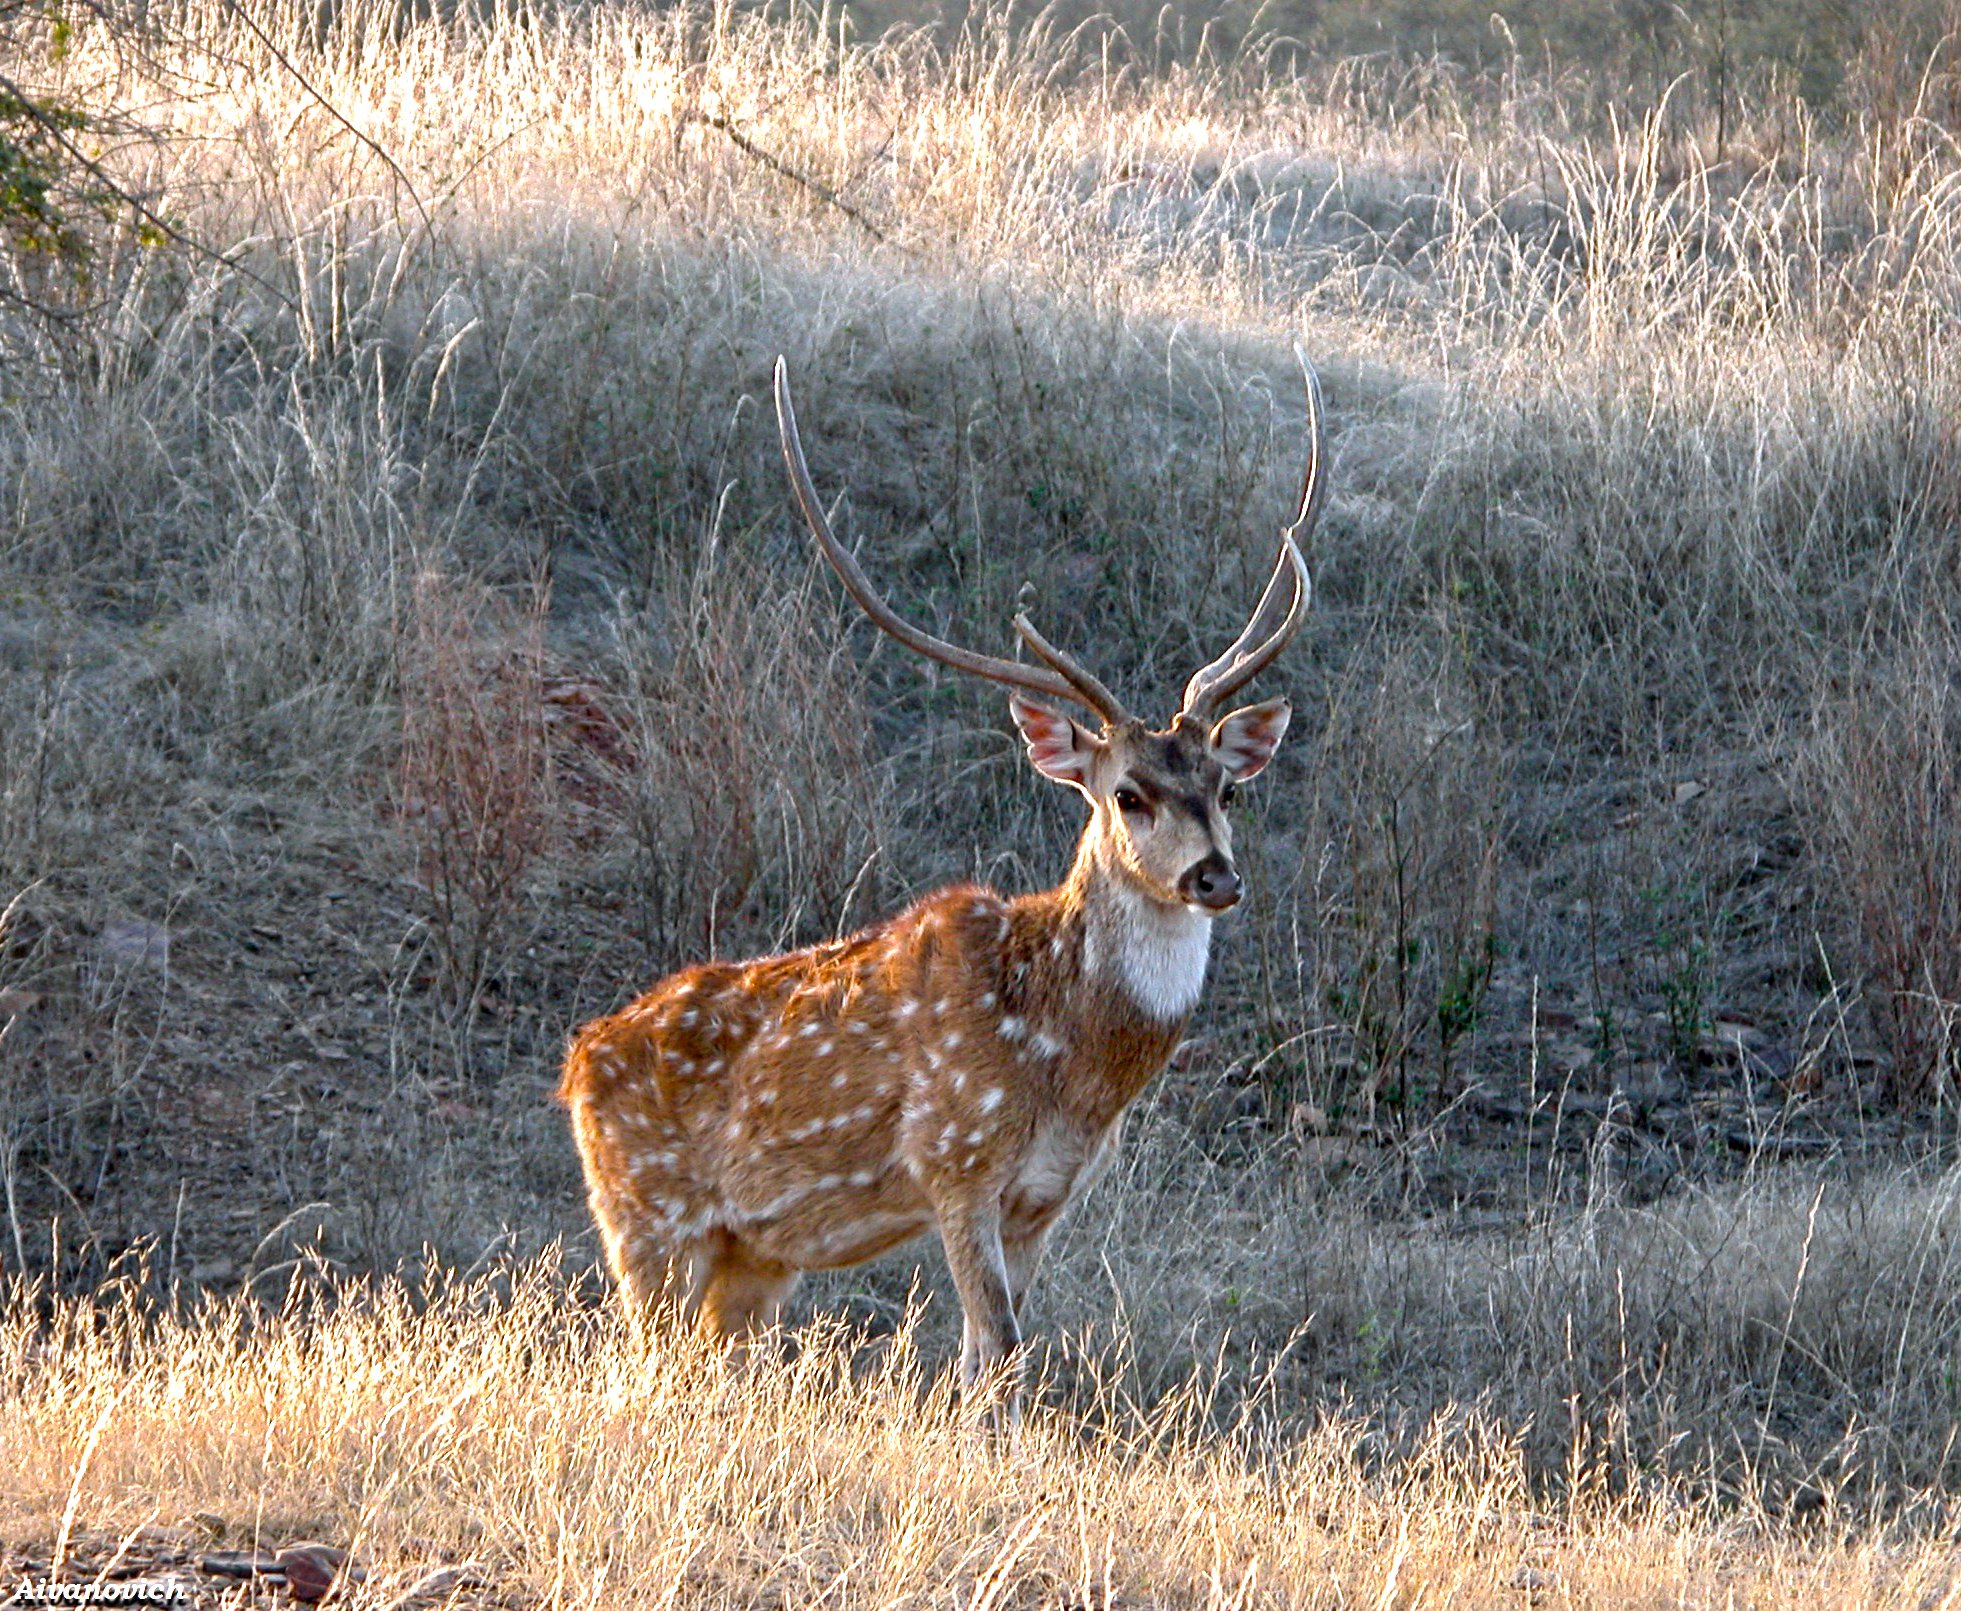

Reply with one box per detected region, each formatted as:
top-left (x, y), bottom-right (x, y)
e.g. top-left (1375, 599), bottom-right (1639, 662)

top-left (1009, 692), bottom-right (1101, 789)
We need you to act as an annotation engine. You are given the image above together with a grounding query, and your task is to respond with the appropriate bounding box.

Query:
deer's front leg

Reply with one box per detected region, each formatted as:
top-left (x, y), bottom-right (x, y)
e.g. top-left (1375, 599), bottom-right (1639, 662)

top-left (936, 1197), bottom-right (1022, 1414)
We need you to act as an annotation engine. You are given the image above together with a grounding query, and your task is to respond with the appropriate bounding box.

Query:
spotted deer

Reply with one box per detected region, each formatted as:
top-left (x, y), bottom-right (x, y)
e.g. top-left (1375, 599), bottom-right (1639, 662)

top-left (559, 353), bottom-right (1325, 1414)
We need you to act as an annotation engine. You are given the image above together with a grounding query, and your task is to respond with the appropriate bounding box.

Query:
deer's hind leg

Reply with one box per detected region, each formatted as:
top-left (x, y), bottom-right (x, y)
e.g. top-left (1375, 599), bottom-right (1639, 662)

top-left (569, 1090), bottom-right (718, 1336)
top-left (1002, 1223), bottom-right (1054, 1321)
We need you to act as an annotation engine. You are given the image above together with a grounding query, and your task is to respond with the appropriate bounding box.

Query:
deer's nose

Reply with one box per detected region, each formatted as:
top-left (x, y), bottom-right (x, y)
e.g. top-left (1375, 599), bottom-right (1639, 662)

top-left (1179, 855), bottom-right (1241, 912)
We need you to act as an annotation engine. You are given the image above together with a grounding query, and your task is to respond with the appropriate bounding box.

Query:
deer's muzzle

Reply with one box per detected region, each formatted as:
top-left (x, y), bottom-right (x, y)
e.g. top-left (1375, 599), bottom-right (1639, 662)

top-left (1178, 854), bottom-right (1241, 912)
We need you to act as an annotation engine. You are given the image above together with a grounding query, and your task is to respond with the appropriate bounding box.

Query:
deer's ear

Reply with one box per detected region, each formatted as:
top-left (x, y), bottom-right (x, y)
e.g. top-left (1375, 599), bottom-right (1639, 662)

top-left (1209, 698), bottom-right (1291, 781)
top-left (1009, 692), bottom-right (1101, 788)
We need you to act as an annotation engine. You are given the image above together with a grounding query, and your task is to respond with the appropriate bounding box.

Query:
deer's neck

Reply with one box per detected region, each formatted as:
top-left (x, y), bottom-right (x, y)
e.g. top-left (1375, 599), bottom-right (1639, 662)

top-left (1059, 833), bottom-right (1213, 1024)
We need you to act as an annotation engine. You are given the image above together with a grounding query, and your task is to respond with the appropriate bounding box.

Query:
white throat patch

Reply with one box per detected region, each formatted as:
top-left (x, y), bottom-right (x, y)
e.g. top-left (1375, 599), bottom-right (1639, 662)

top-left (1088, 882), bottom-right (1214, 1021)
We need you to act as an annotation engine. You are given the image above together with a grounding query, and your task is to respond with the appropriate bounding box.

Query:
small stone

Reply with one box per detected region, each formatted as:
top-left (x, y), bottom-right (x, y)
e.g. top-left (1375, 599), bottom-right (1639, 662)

top-left (1511, 1564), bottom-right (1557, 1592)
top-left (390, 1564), bottom-right (488, 1604)
top-left (277, 1544), bottom-right (361, 1603)
top-left (1288, 1101), bottom-right (1330, 1136)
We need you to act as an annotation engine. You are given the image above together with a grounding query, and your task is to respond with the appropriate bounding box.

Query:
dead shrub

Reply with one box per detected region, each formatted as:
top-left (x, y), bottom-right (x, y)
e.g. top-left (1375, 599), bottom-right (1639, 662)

top-left (394, 569), bottom-right (560, 1017)
top-left (610, 544), bottom-right (887, 973)
top-left (1802, 625), bottom-right (1961, 1105)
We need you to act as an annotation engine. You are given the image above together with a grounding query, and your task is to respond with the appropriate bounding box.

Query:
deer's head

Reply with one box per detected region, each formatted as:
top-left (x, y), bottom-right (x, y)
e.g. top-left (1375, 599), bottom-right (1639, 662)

top-left (774, 354), bottom-right (1325, 919)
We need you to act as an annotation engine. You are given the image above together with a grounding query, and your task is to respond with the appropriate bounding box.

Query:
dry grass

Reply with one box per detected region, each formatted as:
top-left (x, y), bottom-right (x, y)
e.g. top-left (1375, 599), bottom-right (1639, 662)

top-left (1802, 626), bottom-right (1961, 1103)
top-left (0, 1271), bottom-right (1697, 1608)
top-left (5, 0), bottom-right (1961, 1580)
top-left (395, 569), bottom-right (560, 1019)
top-left (9, 1224), bottom-right (1961, 1609)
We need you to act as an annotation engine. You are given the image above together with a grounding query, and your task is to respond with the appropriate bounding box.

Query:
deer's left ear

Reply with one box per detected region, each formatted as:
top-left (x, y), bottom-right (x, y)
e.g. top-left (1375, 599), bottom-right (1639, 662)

top-left (1209, 698), bottom-right (1291, 781)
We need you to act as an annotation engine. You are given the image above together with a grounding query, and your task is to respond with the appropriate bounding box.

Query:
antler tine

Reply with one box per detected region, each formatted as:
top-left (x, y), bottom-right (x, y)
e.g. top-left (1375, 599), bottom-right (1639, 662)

top-left (1012, 613), bottom-right (1130, 727)
top-left (1177, 348), bottom-right (1324, 723)
top-left (774, 358), bottom-right (1124, 725)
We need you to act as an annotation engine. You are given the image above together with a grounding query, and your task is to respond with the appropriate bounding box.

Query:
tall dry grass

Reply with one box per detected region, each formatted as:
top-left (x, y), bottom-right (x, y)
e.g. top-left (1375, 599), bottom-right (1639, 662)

top-left (4, 0), bottom-right (1961, 1562)
top-left (5, 1254), bottom-right (1961, 1610)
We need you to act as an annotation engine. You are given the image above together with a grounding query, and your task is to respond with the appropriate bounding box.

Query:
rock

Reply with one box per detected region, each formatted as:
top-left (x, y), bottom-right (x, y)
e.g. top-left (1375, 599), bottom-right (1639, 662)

top-left (277, 1543), bottom-right (364, 1602)
top-left (388, 1564), bottom-right (489, 1605)
top-left (1700, 1019), bottom-right (1781, 1070)
top-left (1725, 1130), bottom-right (1835, 1157)
top-left (1288, 1101), bottom-right (1331, 1137)
top-left (1540, 1036), bottom-right (1597, 1072)
top-left (1511, 1564), bottom-right (1557, 1592)
top-left (1195, 1081), bottom-right (1265, 1130)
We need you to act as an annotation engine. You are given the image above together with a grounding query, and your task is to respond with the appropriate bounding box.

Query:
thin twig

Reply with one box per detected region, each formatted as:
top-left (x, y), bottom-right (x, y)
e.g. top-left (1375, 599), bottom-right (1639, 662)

top-left (217, 0), bottom-right (432, 239)
top-left (691, 111), bottom-right (889, 244)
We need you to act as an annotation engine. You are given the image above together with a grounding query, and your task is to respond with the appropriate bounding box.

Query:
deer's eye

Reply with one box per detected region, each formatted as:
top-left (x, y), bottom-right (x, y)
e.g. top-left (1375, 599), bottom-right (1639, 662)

top-left (1219, 781), bottom-right (1239, 808)
top-left (1113, 787), bottom-right (1148, 816)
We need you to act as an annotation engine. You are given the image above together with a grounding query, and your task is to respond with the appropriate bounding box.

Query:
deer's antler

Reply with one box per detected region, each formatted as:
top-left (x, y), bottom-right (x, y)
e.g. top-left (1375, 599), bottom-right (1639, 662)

top-left (775, 357), bottom-right (1130, 727)
top-left (1177, 349), bottom-right (1324, 724)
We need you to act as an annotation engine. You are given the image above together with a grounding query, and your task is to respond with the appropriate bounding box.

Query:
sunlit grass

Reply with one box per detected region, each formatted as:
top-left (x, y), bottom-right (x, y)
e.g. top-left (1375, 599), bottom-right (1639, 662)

top-left (4, 1261), bottom-right (1959, 1610)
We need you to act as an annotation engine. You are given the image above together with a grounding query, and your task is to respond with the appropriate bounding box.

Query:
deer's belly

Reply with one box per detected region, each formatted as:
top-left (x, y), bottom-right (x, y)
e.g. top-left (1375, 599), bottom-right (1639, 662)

top-left (728, 1172), bottom-right (934, 1270)
top-left (783, 1207), bottom-right (935, 1269)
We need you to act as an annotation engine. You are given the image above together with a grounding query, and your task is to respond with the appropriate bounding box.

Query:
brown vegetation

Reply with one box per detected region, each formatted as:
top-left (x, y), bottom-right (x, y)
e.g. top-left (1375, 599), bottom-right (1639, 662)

top-left (3, 0), bottom-right (1961, 1588)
